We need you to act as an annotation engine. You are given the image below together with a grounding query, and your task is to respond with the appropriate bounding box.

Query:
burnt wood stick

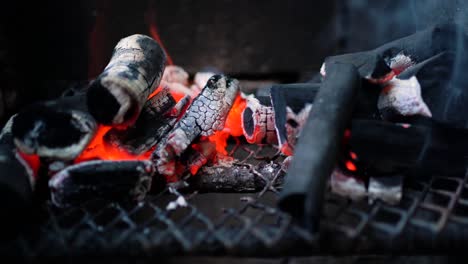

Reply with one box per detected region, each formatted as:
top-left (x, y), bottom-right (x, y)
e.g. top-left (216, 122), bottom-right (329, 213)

top-left (104, 87), bottom-right (177, 154)
top-left (87, 34), bottom-right (166, 126)
top-left (322, 23), bottom-right (463, 80)
top-left (278, 63), bottom-right (360, 232)
top-left (12, 93), bottom-right (97, 161)
top-left (0, 115), bottom-right (35, 239)
top-left (49, 160), bottom-right (154, 208)
top-left (269, 83), bottom-right (319, 149)
top-left (151, 75), bottom-right (239, 179)
top-left (188, 160), bottom-right (284, 192)
top-left (349, 118), bottom-right (468, 176)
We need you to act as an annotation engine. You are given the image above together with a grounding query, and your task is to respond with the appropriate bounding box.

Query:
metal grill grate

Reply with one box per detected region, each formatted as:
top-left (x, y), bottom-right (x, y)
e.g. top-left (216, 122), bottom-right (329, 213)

top-left (5, 143), bottom-right (468, 256)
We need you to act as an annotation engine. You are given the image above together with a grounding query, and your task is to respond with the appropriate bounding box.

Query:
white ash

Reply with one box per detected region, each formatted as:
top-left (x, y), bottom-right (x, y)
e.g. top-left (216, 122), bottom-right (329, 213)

top-left (368, 175), bottom-right (403, 205)
top-left (377, 76), bottom-right (432, 118)
top-left (242, 97), bottom-right (277, 144)
top-left (330, 168), bottom-right (367, 201)
top-left (191, 71), bottom-right (216, 92)
top-left (385, 52), bottom-right (414, 74)
top-left (162, 65), bottom-right (189, 85)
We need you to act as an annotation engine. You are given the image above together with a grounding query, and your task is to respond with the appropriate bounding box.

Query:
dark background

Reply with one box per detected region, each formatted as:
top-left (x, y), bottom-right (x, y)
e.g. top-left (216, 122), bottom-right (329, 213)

top-left (1, 0), bottom-right (468, 123)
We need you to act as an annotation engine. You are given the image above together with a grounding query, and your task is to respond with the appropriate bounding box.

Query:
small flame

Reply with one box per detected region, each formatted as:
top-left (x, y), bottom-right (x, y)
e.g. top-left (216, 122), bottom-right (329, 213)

top-left (145, 1), bottom-right (173, 65)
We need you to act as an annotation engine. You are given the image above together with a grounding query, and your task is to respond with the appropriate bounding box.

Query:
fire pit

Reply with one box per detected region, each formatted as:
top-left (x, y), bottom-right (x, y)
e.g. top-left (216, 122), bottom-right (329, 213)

top-left (2, 0), bottom-right (468, 260)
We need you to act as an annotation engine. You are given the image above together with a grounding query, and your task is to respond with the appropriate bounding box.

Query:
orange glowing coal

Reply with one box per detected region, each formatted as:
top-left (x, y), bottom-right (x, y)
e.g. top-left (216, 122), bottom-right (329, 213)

top-left (208, 95), bottom-right (246, 155)
top-left (75, 89), bottom-right (246, 166)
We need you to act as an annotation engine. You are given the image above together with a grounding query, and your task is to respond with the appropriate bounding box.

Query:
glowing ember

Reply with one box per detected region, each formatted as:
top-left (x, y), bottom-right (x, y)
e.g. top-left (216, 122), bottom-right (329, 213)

top-left (208, 95), bottom-right (247, 155)
top-left (145, 1), bottom-right (174, 65)
top-left (345, 160), bottom-right (357, 172)
top-left (74, 125), bottom-right (151, 163)
top-left (17, 151), bottom-right (40, 177)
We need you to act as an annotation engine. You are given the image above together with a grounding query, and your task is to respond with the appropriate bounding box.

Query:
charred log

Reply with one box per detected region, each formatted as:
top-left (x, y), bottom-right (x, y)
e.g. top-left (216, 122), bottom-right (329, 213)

top-left (87, 34), bottom-right (166, 126)
top-left (278, 63), bottom-right (360, 232)
top-left (151, 75), bottom-right (239, 179)
top-left (12, 93), bottom-right (97, 161)
top-left (49, 160), bottom-right (154, 208)
top-left (104, 87), bottom-right (177, 154)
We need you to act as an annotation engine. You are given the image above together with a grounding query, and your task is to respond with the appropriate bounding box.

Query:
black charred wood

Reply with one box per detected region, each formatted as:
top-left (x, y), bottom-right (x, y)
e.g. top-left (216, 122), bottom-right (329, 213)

top-left (269, 83), bottom-right (319, 148)
top-left (349, 118), bottom-right (468, 176)
top-left (322, 23), bottom-right (464, 80)
top-left (104, 88), bottom-right (176, 154)
top-left (12, 93), bottom-right (97, 161)
top-left (278, 63), bottom-right (360, 232)
top-left (49, 160), bottom-right (154, 208)
top-left (0, 115), bottom-right (35, 240)
top-left (87, 34), bottom-right (166, 127)
top-left (188, 160), bottom-right (283, 192)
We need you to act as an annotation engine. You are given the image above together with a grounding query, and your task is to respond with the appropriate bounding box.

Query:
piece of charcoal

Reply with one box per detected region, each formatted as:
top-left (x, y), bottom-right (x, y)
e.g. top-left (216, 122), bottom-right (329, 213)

top-left (0, 115), bottom-right (36, 239)
top-left (151, 75), bottom-right (239, 179)
top-left (278, 63), bottom-right (360, 232)
top-left (12, 93), bottom-right (97, 161)
top-left (349, 117), bottom-right (468, 175)
top-left (368, 175), bottom-right (403, 205)
top-left (269, 83), bottom-right (319, 152)
top-left (241, 97), bottom-right (277, 145)
top-left (49, 160), bottom-right (154, 208)
top-left (104, 87), bottom-right (177, 154)
top-left (321, 23), bottom-right (463, 82)
top-left (87, 34), bottom-right (166, 126)
top-left (187, 159), bottom-right (283, 192)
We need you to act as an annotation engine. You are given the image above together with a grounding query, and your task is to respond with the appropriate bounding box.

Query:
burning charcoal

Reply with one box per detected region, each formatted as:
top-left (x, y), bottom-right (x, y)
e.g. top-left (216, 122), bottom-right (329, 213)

top-left (368, 175), bottom-right (403, 205)
top-left (49, 160), bottom-right (154, 208)
top-left (151, 75), bottom-right (240, 179)
top-left (12, 93), bottom-right (97, 161)
top-left (241, 97), bottom-right (277, 145)
top-left (87, 34), bottom-right (166, 126)
top-left (278, 63), bottom-right (360, 232)
top-left (321, 23), bottom-right (463, 82)
top-left (330, 168), bottom-right (367, 201)
top-left (377, 76), bottom-right (432, 120)
top-left (104, 87), bottom-right (177, 154)
top-left (0, 115), bottom-right (36, 237)
top-left (188, 159), bottom-right (283, 192)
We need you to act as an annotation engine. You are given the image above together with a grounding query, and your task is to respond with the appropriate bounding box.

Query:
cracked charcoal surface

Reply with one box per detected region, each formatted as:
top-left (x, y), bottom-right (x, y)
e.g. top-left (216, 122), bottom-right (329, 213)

top-left (152, 75), bottom-right (239, 177)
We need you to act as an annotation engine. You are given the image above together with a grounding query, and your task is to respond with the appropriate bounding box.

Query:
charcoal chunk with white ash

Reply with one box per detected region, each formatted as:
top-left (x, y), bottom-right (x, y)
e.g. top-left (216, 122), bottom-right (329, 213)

top-left (87, 34), bottom-right (166, 126)
top-left (12, 93), bottom-right (97, 161)
top-left (151, 75), bottom-right (239, 179)
top-left (49, 160), bottom-right (154, 208)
